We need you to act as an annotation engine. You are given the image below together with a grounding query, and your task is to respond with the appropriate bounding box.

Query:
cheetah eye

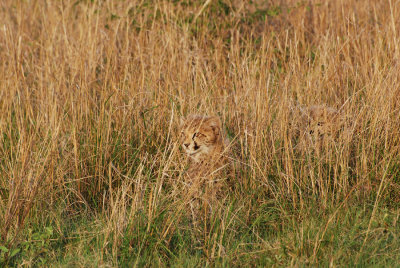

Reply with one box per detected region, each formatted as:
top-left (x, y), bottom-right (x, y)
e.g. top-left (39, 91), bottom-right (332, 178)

top-left (192, 132), bottom-right (204, 139)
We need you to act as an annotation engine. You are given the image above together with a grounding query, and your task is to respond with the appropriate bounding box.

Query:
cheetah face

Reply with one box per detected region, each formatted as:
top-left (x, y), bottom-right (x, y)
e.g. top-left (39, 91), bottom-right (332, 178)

top-left (180, 115), bottom-right (222, 162)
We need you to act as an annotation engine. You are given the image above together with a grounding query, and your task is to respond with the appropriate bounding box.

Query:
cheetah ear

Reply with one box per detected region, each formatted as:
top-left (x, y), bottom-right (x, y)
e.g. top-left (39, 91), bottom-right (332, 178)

top-left (180, 114), bottom-right (192, 127)
top-left (179, 117), bottom-right (185, 127)
top-left (184, 114), bottom-right (199, 123)
top-left (206, 116), bottom-right (221, 136)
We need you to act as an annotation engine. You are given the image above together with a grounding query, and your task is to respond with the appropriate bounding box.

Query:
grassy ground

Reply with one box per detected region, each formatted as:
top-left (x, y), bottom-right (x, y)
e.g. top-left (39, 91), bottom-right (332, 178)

top-left (1, 0), bottom-right (400, 266)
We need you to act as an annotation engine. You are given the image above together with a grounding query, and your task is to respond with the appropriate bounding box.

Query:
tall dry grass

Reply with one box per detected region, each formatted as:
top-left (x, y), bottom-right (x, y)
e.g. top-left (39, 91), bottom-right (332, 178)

top-left (0, 0), bottom-right (400, 265)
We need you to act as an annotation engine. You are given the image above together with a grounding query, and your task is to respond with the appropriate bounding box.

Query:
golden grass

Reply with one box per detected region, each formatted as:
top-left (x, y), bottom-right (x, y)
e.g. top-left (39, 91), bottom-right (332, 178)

top-left (1, 0), bottom-right (400, 265)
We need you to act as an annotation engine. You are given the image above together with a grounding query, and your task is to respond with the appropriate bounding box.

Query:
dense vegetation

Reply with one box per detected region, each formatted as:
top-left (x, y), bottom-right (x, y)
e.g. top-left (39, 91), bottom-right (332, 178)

top-left (1, 0), bottom-right (400, 266)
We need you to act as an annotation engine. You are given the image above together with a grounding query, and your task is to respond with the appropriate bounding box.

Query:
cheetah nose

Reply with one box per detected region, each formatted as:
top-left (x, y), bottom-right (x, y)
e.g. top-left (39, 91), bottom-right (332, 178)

top-left (184, 143), bottom-right (190, 148)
